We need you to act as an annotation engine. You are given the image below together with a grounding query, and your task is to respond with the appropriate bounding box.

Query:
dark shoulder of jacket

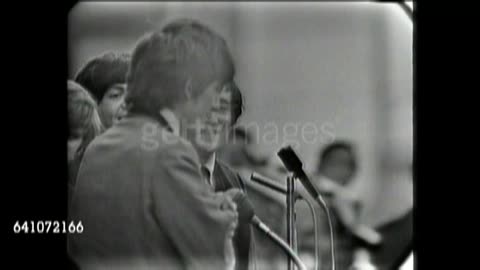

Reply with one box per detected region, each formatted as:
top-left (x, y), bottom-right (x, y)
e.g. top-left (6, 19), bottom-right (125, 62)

top-left (215, 159), bottom-right (247, 192)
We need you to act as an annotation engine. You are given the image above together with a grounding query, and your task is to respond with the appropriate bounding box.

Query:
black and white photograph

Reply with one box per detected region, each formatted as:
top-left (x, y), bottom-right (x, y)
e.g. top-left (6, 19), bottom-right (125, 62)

top-left (65, 2), bottom-right (414, 270)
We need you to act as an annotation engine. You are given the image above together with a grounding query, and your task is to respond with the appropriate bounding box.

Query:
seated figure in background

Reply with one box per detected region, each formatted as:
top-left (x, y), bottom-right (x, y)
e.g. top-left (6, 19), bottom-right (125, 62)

top-left (297, 141), bottom-right (381, 270)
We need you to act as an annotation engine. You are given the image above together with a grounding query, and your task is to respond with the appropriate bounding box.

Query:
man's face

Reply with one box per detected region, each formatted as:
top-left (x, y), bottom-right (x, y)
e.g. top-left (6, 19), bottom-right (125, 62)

top-left (185, 80), bottom-right (223, 120)
top-left (188, 84), bottom-right (233, 153)
top-left (322, 149), bottom-right (356, 185)
top-left (98, 83), bottom-right (127, 128)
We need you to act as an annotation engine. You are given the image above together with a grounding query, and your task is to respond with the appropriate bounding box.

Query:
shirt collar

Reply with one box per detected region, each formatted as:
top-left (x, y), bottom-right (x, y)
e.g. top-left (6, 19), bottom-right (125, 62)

top-left (203, 152), bottom-right (216, 178)
top-left (159, 108), bottom-right (180, 136)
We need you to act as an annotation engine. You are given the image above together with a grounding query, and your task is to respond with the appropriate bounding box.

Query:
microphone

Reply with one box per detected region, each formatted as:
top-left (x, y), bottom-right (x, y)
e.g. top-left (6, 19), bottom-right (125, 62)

top-left (232, 192), bottom-right (307, 270)
top-left (250, 172), bottom-right (304, 199)
top-left (277, 146), bottom-right (327, 208)
top-left (277, 146), bottom-right (382, 252)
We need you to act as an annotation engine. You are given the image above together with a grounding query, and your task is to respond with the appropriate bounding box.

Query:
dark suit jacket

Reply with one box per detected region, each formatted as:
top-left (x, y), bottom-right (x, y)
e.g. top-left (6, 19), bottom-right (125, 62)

top-left (68, 114), bottom-right (236, 270)
top-left (212, 160), bottom-right (251, 270)
top-left (371, 210), bottom-right (413, 270)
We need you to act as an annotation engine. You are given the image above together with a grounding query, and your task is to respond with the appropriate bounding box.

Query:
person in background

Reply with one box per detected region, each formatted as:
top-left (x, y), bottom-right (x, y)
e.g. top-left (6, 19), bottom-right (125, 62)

top-left (74, 52), bottom-right (130, 129)
top-left (308, 141), bottom-right (381, 270)
top-left (67, 80), bottom-right (103, 204)
top-left (185, 81), bottom-right (253, 270)
top-left (68, 19), bottom-right (239, 270)
top-left (68, 52), bottom-right (129, 206)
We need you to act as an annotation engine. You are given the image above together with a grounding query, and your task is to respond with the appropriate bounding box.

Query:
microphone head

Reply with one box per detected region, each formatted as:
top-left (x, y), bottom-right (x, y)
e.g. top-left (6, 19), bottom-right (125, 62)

top-left (277, 146), bottom-right (303, 173)
top-left (232, 192), bottom-right (254, 223)
top-left (278, 146), bottom-right (323, 204)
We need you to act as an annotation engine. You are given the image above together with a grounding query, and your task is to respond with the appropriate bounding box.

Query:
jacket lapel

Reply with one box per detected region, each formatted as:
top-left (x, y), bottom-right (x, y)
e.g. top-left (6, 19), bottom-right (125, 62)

top-left (213, 161), bottom-right (233, 192)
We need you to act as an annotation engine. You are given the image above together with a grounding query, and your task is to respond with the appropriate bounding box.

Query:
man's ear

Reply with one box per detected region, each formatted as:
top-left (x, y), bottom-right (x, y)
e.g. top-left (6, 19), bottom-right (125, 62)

top-left (184, 78), bottom-right (193, 101)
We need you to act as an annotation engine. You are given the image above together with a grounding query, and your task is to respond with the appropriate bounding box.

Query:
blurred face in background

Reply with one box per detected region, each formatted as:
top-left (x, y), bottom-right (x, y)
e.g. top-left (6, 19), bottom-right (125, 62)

top-left (188, 84), bottom-right (233, 154)
top-left (98, 83), bottom-right (127, 128)
top-left (68, 80), bottom-right (104, 162)
top-left (322, 148), bottom-right (357, 186)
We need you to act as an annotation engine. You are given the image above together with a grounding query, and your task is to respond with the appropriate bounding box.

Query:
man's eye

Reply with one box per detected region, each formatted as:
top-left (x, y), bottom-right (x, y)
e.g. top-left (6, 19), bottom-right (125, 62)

top-left (108, 92), bottom-right (121, 99)
top-left (217, 84), bottom-right (225, 93)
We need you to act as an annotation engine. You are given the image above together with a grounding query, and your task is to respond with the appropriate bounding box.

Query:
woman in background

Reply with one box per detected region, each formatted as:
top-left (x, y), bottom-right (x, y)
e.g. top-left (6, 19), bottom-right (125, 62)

top-left (67, 80), bottom-right (104, 203)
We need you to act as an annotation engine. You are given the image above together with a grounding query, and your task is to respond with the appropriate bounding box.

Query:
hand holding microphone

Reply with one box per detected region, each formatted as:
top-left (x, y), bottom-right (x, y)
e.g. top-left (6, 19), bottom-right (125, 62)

top-left (215, 188), bottom-right (243, 270)
top-left (219, 188), bottom-right (242, 212)
top-left (214, 188), bottom-right (240, 237)
top-left (220, 189), bottom-right (243, 269)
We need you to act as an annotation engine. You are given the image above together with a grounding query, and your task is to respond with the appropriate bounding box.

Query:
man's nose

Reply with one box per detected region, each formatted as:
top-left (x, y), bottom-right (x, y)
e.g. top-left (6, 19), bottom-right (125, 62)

top-left (119, 100), bottom-right (127, 110)
top-left (117, 101), bottom-right (128, 116)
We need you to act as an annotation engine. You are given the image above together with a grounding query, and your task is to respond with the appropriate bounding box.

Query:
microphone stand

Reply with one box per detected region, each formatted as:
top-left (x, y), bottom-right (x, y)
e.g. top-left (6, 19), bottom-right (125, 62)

top-left (286, 174), bottom-right (298, 270)
top-left (250, 172), bottom-right (319, 270)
